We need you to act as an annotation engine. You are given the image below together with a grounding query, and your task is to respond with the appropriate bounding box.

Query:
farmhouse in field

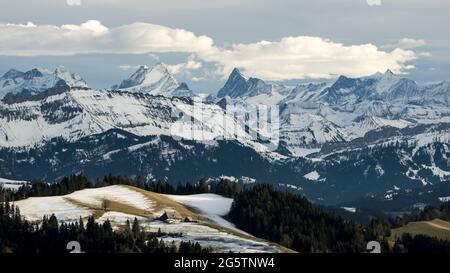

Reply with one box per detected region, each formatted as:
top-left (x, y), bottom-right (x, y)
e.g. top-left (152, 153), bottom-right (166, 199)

top-left (159, 210), bottom-right (182, 223)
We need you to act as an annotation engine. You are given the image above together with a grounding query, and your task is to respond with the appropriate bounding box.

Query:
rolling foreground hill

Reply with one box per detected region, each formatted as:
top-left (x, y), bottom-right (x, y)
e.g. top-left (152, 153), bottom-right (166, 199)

top-left (13, 185), bottom-right (289, 253)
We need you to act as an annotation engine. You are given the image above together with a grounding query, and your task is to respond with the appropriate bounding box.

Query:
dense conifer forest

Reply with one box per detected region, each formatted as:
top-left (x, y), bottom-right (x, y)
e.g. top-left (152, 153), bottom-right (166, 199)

top-left (0, 173), bottom-right (241, 202)
top-left (227, 184), bottom-right (391, 253)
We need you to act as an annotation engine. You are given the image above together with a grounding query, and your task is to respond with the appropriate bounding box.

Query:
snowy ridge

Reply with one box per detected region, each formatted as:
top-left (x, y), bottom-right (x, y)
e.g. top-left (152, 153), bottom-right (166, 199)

top-left (0, 66), bottom-right (87, 99)
top-left (0, 88), bottom-right (280, 159)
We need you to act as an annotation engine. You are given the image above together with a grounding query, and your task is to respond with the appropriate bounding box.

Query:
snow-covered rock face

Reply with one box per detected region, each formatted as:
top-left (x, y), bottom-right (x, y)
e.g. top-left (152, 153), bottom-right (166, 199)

top-left (114, 63), bottom-right (194, 98)
top-left (0, 66), bottom-right (87, 99)
top-left (216, 68), bottom-right (290, 105)
top-left (280, 113), bottom-right (347, 155)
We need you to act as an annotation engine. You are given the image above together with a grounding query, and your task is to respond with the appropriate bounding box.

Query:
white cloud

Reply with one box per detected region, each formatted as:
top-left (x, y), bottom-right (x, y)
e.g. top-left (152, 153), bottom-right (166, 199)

top-left (166, 56), bottom-right (203, 75)
top-left (366, 0), bottom-right (381, 6)
top-left (200, 36), bottom-right (418, 80)
top-left (191, 76), bottom-right (206, 82)
top-left (118, 65), bottom-right (141, 71)
top-left (0, 20), bottom-right (213, 56)
top-left (0, 20), bottom-right (422, 80)
top-left (418, 52), bottom-right (431, 57)
top-left (148, 53), bottom-right (160, 61)
top-left (383, 38), bottom-right (426, 50)
top-left (66, 0), bottom-right (82, 6)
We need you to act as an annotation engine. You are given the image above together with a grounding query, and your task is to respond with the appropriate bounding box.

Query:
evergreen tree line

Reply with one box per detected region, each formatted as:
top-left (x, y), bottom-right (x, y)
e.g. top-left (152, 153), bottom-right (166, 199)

top-left (389, 201), bottom-right (450, 228)
top-left (393, 233), bottom-right (450, 254)
top-left (0, 201), bottom-right (208, 253)
top-left (1, 173), bottom-right (243, 202)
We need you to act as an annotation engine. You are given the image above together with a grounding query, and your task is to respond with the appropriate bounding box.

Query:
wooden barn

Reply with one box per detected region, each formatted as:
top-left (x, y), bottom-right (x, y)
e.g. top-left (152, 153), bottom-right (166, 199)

top-left (159, 210), bottom-right (182, 223)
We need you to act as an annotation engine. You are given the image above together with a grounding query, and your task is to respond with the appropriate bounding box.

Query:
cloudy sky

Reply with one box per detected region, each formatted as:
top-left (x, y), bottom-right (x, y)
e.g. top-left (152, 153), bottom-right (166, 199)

top-left (0, 0), bottom-right (449, 93)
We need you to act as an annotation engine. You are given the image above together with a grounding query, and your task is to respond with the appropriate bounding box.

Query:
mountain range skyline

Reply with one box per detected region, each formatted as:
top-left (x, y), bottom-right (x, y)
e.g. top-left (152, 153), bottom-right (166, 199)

top-left (2, 63), bottom-right (449, 97)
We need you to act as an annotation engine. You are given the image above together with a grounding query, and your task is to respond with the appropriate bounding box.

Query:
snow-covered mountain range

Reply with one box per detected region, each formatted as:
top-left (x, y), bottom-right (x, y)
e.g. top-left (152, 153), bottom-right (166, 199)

top-left (1, 63), bottom-right (450, 205)
top-left (215, 68), bottom-right (450, 156)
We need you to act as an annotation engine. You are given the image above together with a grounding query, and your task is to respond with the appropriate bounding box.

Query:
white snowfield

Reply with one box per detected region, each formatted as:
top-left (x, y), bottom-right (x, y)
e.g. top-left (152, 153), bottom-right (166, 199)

top-left (14, 195), bottom-right (92, 222)
top-left (13, 185), bottom-right (153, 222)
top-left (67, 186), bottom-right (155, 211)
top-left (303, 171), bottom-right (321, 181)
top-left (97, 212), bottom-right (147, 226)
top-left (0, 177), bottom-right (29, 191)
top-left (164, 193), bottom-right (248, 234)
top-left (166, 193), bottom-right (232, 216)
top-left (13, 185), bottom-right (281, 253)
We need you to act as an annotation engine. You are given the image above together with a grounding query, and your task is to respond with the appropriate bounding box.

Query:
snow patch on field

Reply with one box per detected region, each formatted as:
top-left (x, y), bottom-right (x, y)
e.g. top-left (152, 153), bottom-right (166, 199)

top-left (14, 185), bottom-right (154, 222)
top-left (304, 171), bottom-right (322, 181)
top-left (14, 196), bottom-right (92, 222)
top-left (0, 177), bottom-right (29, 191)
top-left (141, 221), bottom-right (280, 253)
top-left (67, 185), bottom-right (155, 211)
top-left (164, 193), bottom-right (245, 234)
top-left (97, 212), bottom-right (146, 227)
top-left (341, 207), bottom-right (357, 213)
top-left (165, 193), bottom-right (232, 217)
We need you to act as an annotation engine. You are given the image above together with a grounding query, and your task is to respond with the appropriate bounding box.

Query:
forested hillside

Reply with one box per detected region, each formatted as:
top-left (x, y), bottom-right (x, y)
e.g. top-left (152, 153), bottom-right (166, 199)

top-left (227, 185), bottom-right (391, 253)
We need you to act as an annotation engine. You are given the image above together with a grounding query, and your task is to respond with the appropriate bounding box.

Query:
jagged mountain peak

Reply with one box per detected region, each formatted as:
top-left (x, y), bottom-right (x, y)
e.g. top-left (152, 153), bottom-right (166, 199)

top-left (0, 66), bottom-right (87, 99)
top-left (2, 69), bottom-right (24, 79)
top-left (367, 69), bottom-right (395, 78)
top-left (217, 68), bottom-right (290, 103)
top-left (176, 82), bottom-right (189, 91)
top-left (117, 63), bottom-right (175, 89)
top-left (53, 66), bottom-right (87, 87)
top-left (152, 62), bottom-right (171, 73)
top-left (217, 68), bottom-right (249, 98)
top-left (230, 67), bottom-right (246, 79)
top-left (54, 66), bottom-right (71, 78)
top-left (23, 68), bottom-right (45, 80)
top-left (114, 63), bottom-right (193, 98)
top-left (385, 69), bottom-right (394, 75)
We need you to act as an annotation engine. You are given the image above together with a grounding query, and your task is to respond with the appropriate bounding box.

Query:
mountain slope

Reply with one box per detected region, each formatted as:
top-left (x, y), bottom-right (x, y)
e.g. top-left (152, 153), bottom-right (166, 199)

top-left (0, 88), bottom-right (273, 152)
